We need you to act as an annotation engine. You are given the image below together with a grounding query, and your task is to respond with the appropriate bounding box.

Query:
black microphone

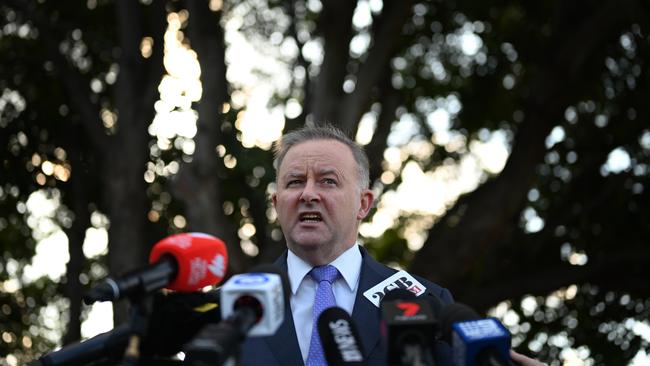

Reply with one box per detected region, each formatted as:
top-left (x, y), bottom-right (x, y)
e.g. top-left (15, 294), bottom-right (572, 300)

top-left (439, 303), bottom-right (516, 366)
top-left (139, 290), bottom-right (222, 357)
top-left (30, 290), bottom-right (223, 366)
top-left (183, 264), bottom-right (289, 366)
top-left (31, 324), bottom-right (131, 366)
top-left (381, 289), bottom-right (438, 366)
top-left (317, 307), bottom-right (367, 366)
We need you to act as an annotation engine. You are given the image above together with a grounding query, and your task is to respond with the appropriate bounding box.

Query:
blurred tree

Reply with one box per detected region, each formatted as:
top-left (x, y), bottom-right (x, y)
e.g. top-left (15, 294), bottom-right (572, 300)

top-left (1, 0), bottom-right (650, 365)
top-left (1, 0), bottom-right (168, 357)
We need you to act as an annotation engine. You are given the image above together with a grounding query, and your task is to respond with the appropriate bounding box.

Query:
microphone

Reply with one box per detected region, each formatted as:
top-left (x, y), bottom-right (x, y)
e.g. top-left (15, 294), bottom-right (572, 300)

top-left (139, 290), bottom-right (222, 357)
top-left (381, 289), bottom-right (438, 366)
top-left (219, 263), bottom-right (288, 336)
top-left (440, 303), bottom-right (515, 366)
top-left (32, 286), bottom-right (225, 366)
top-left (32, 324), bottom-right (131, 366)
top-left (183, 264), bottom-right (288, 365)
top-left (317, 307), bottom-right (367, 366)
top-left (84, 232), bottom-right (227, 304)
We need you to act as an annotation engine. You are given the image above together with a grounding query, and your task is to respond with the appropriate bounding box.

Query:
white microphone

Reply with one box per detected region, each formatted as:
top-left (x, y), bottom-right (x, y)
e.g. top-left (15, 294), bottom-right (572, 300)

top-left (183, 264), bottom-right (288, 366)
top-left (219, 267), bottom-right (285, 336)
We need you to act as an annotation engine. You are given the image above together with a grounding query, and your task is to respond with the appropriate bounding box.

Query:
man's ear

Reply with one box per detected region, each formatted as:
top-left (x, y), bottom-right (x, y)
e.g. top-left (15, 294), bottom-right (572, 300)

top-left (357, 189), bottom-right (374, 220)
top-left (271, 192), bottom-right (277, 207)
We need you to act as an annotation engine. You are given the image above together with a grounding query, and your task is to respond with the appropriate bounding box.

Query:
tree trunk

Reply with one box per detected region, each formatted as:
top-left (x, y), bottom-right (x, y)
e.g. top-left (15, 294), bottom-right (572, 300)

top-left (338, 0), bottom-right (413, 134)
top-left (173, 0), bottom-right (247, 274)
top-left (106, 0), bottom-right (166, 324)
top-left (62, 132), bottom-right (91, 345)
top-left (310, 0), bottom-right (357, 124)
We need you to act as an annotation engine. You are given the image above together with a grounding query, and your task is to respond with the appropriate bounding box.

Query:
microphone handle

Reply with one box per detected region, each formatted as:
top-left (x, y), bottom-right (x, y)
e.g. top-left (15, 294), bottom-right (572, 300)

top-left (400, 342), bottom-right (435, 366)
top-left (476, 348), bottom-right (517, 366)
top-left (84, 256), bottom-right (176, 304)
top-left (184, 306), bottom-right (258, 366)
top-left (38, 324), bottom-right (131, 366)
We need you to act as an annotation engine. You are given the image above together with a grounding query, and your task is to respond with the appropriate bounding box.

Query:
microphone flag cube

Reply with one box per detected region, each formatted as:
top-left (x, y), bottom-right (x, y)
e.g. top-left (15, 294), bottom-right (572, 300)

top-left (381, 296), bottom-right (437, 366)
top-left (220, 272), bottom-right (284, 336)
top-left (452, 317), bottom-right (510, 366)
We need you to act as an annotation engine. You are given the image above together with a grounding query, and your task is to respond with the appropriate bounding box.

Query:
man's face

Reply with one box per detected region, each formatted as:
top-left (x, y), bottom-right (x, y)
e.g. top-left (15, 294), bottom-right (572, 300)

top-left (272, 139), bottom-right (374, 265)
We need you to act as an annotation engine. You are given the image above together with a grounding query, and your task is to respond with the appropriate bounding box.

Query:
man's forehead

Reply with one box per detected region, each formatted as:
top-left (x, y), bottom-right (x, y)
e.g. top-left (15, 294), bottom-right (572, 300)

top-left (281, 140), bottom-right (354, 166)
top-left (286, 138), bottom-right (349, 154)
top-left (282, 166), bottom-right (340, 176)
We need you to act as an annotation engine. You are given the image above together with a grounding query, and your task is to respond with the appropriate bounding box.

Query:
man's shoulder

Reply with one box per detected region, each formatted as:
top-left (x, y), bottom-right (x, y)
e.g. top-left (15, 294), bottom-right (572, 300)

top-left (359, 247), bottom-right (454, 305)
top-left (413, 272), bottom-right (454, 305)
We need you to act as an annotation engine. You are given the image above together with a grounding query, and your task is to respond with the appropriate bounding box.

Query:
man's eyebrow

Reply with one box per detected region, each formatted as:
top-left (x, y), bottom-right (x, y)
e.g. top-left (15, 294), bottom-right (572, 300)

top-left (283, 171), bottom-right (305, 179)
top-left (318, 168), bottom-right (340, 176)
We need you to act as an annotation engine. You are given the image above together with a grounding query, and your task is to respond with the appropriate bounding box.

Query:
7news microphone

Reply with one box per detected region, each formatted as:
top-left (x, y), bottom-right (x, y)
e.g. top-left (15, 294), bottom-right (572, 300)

top-left (381, 289), bottom-right (439, 366)
top-left (440, 302), bottom-right (518, 366)
top-left (183, 264), bottom-right (289, 366)
top-left (31, 233), bottom-right (228, 366)
top-left (317, 307), bottom-right (367, 366)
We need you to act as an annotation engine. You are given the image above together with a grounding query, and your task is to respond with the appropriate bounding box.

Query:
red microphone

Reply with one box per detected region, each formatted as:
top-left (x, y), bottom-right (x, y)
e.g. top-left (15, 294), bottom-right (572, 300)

top-left (84, 232), bottom-right (228, 304)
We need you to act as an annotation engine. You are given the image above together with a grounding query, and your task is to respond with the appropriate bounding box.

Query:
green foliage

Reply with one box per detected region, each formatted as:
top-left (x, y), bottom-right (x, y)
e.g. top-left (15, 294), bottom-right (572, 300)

top-left (0, 279), bottom-right (60, 362)
top-left (504, 286), bottom-right (650, 364)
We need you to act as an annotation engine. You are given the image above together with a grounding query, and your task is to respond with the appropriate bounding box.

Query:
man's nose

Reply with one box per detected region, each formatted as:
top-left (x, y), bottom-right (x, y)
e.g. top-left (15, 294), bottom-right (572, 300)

top-left (299, 181), bottom-right (320, 202)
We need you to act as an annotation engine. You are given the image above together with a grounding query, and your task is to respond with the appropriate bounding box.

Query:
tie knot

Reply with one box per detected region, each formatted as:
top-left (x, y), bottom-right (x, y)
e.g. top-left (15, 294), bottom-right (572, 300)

top-left (310, 265), bottom-right (339, 284)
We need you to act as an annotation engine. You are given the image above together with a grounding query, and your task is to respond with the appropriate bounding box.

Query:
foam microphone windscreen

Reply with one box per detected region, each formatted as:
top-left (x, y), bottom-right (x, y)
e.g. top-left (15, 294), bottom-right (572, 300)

top-left (439, 303), bottom-right (480, 344)
top-left (317, 307), bottom-right (367, 366)
top-left (149, 232), bottom-right (228, 292)
top-left (382, 288), bottom-right (416, 302)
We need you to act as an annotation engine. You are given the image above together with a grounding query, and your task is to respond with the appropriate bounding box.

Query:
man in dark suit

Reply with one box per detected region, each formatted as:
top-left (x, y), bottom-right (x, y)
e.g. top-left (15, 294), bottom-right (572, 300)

top-left (239, 125), bottom-right (454, 365)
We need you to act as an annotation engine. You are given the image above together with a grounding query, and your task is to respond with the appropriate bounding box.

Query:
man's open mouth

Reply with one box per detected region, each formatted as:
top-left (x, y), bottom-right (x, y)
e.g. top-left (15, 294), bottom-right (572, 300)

top-left (299, 213), bottom-right (322, 222)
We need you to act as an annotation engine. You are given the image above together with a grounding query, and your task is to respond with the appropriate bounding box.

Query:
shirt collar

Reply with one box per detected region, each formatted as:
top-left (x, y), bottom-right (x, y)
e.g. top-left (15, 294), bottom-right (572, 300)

top-left (287, 244), bottom-right (362, 295)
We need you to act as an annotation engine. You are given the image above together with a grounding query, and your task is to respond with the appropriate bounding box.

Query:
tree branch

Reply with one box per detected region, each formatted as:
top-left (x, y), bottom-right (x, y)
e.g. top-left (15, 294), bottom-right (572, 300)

top-left (283, 0), bottom-right (311, 131)
top-left (339, 0), bottom-right (413, 133)
top-left (310, 0), bottom-right (357, 124)
top-left (464, 248), bottom-right (650, 312)
top-left (366, 81), bottom-right (401, 184)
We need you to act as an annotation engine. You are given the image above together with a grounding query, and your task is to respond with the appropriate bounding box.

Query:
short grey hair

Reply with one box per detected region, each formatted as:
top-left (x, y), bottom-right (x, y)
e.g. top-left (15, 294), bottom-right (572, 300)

top-left (274, 124), bottom-right (370, 189)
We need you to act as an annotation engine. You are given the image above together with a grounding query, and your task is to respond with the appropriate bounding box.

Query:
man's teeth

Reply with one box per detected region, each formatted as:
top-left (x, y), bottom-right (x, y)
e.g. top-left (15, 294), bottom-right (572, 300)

top-left (300, 214), bottom-right (322, 222)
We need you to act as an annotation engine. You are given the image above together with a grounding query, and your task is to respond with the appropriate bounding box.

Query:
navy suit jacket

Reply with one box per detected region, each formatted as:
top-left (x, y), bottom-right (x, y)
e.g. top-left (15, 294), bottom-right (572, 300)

top-left (239, 246), bottom-right (454, 365)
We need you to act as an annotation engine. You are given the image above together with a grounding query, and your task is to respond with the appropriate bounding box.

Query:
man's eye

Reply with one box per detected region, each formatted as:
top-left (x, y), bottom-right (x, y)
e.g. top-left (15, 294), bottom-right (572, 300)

top-left (323, 178), bottom-right (337, 185)
top-left (286, 180), bottom-right (302, 187)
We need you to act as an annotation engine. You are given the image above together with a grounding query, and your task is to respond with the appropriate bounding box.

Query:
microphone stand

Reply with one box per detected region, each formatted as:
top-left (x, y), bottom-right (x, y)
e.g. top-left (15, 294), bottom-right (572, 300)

top-left (399, 342), bottom-right (435, 366)
top-left (183, 306), bottom-right (258, 366)
top-left (119, 295), bottom-right (154, 366)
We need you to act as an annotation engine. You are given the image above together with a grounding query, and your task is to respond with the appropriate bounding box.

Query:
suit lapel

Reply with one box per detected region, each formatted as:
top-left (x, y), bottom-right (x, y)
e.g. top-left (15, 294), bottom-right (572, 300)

top-left (263, 252), bottom-right (304, 365)
top-left (351, 246), bottom-right (392, 360)
top-left (263, 307), bottom-right (303, 365)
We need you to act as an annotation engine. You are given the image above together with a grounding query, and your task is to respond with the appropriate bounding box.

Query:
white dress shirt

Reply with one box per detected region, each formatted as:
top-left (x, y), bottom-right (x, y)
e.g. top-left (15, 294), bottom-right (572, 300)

top-left (287, 244), bottom-right (363, 364)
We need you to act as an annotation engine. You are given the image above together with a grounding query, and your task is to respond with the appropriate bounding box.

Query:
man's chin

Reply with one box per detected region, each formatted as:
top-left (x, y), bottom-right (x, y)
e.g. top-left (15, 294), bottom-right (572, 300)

top-left (287, 234), bottom-right (333, 254)
top-left (290, 240), bottom-right (327, 251)
top-left (288, 241), bottom-right (336, 266)
top-left (289, 229), bottom-right (330, 245)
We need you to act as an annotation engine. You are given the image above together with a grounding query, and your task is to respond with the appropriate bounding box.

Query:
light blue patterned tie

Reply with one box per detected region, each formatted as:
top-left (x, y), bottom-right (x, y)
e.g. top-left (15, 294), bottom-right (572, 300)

top-left (306, 265), bottom-right (339, 366)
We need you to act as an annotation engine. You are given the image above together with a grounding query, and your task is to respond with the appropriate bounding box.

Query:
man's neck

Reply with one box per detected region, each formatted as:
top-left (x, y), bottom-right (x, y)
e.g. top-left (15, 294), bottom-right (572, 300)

top-left (291, 244), bottom-right (356, 266)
